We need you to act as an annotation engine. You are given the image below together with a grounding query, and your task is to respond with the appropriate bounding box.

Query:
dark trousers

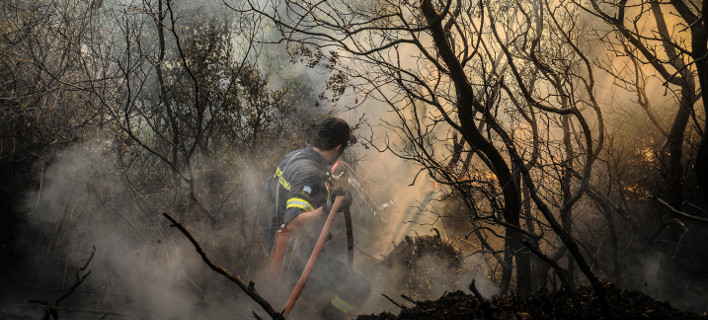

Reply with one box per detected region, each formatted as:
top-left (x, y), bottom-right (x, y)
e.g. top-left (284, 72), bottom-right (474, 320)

top-left (289, 252), bottom-right (371, 316)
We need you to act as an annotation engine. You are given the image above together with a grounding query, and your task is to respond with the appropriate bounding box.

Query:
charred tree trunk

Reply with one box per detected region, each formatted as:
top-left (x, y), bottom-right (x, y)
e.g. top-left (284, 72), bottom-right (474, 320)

top-left (692, 14), bottom-right (708, 204)
top-left (651, 2), bottom-right (697, 211)
top-left (662, 88), bottom-right (692, 210)
top-left (521, 175), bottom-right (542, 291)
top-left (513, 161), bottom-right (532, 293)
top-left (420, 0), bottom-right (528, 293)
top-left (561, 108), bottom-right (576, 285)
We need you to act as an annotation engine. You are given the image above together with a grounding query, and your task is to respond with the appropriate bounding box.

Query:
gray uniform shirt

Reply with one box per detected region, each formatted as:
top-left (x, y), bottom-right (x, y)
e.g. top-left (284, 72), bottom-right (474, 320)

top-left (266, 145), bottom-right (331, 251)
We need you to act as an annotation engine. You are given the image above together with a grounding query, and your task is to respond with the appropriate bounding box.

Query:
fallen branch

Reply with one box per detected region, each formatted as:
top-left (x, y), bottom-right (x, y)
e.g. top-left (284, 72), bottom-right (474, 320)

top-left (162, 213), bottom-right (284, 320)
top-left (30, 246), bottom-right (96, 320)
top-left (381, 293), bottom-right (407, 309)
top-left (400, 294), bottom-right (418, 306)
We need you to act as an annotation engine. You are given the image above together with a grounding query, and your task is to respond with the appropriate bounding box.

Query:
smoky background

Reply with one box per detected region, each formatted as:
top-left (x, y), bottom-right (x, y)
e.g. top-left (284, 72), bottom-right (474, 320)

top-left (0, 2), bottom-right (477, 318)
top-left (1, 0), bottom-right (708, 319)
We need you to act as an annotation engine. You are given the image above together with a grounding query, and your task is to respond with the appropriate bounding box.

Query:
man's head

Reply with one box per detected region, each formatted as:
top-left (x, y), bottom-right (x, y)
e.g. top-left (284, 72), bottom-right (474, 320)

top-left (312, 118), bottom-right (356, 164)
top-left (313, 117), bottom-right (356, 151)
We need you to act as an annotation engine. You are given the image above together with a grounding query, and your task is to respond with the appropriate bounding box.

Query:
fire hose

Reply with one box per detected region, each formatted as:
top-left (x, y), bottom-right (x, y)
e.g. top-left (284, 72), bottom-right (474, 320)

top-left (343, 206), bottom-right (354, 267)
top-left (331, 160), bottom-right (354, 267)
top-left (270, 160), bottom-right (357, 318)
top-left (282, 196), bottom-right (344, 318)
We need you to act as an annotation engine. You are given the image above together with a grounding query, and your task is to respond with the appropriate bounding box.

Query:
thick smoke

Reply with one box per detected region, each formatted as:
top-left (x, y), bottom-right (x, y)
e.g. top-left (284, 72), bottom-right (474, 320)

top-left (336, 105), bottom-right (500, 314)
top-left (10, 139), bottom-right (267, 319)
top-left (5, 99), bottom-right (488, 319)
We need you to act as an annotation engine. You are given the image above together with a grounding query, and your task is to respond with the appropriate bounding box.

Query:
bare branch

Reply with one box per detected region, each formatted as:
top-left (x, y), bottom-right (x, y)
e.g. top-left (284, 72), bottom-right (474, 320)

top-left (647, 194), bottom-right (708, 224)
top-left (162, 213), bottom-right (284, 320)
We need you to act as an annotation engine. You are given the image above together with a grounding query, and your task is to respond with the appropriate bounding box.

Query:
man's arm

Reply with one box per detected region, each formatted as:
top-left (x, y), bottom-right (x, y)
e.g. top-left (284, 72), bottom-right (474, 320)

top-left (287, 188), bottom-right (353, 232)
top-left (281, 165), bottom-right (329, 232)
top-left (286, 207), bottom-right (327, 232)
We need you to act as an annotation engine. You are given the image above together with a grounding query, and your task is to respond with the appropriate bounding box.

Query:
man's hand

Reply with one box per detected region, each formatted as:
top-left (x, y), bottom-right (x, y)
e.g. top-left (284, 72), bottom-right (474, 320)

top-left (322, 188), bottom-right (353, 214)
top-left (332, 188), bottom-right (353, 211)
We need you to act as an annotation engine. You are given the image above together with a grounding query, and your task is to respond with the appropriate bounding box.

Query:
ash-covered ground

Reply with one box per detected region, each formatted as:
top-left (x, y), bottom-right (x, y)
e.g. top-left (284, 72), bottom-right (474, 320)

top-left (358, 235), bottom-right (708, 320)
top-left (357, 283), bottom-right (708, 320)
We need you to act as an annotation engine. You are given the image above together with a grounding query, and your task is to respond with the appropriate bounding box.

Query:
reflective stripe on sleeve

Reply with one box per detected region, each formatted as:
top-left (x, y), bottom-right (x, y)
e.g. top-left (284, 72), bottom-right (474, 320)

top-left (285, 197), bottom-right (315, 212)
top-left (330, 295), bottom-right (354, 314)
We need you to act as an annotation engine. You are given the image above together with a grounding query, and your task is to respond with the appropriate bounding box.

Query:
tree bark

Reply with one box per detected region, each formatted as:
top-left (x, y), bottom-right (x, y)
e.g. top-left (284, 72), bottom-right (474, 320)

top-left (420, 0), bottom-right (527, 293)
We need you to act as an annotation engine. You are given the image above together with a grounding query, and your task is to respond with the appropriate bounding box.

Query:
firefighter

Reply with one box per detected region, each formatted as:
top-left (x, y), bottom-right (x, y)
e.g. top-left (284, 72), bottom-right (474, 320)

top-left (265, 117), bottom-right (371, 319)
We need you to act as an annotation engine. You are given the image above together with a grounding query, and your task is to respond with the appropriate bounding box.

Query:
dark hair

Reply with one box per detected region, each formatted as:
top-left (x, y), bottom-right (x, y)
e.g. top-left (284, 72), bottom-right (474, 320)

top-left (312, 118), bottom-right (356, 150)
